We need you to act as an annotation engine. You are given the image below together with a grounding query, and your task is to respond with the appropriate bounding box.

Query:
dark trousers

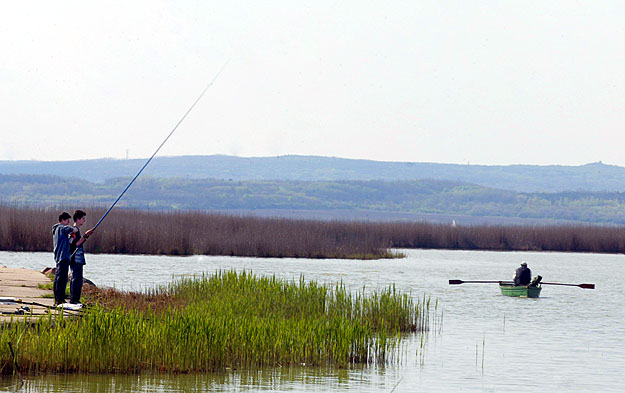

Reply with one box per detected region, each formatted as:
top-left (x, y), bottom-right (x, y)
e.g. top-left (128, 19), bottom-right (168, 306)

top-left (69, 263), bottom-right (84, 304)
top-left (53, 260), bottom-right (70, 304)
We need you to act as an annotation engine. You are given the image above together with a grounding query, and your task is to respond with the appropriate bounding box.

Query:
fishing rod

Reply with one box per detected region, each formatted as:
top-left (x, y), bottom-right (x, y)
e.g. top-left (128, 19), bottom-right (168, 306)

top-left (0, 297), bottom-right (82, 312)
top-left (72, 61), bottom-right (229, 255)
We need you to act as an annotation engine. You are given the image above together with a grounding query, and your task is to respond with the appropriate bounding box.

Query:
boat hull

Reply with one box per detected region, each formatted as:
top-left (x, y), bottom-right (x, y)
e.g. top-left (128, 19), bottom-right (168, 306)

top-left (499, 284), bottom-right (542, 298)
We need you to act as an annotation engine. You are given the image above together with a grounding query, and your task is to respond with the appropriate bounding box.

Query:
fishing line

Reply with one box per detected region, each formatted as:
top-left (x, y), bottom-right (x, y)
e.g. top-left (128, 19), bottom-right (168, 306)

top-left (73, 60), bottom-right (229, 253)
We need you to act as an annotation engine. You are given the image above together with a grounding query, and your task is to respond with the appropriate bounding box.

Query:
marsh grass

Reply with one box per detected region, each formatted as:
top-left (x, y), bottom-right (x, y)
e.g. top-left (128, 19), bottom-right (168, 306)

top-left (0, 205), bottom-right (392, 259)
top-left (0, 271), bottom-right (430, 374)
top-left (2, 204), bottom-right (625, 258)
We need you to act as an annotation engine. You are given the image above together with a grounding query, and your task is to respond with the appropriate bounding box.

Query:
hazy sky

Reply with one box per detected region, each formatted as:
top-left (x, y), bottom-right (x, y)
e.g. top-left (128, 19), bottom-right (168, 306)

top-left (1, 1), bottom-right (624, 166)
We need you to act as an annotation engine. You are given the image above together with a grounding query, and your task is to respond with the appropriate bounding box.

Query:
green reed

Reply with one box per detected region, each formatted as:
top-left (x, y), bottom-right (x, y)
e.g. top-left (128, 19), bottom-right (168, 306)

top-left (1, 271), bottom-right (430, 374)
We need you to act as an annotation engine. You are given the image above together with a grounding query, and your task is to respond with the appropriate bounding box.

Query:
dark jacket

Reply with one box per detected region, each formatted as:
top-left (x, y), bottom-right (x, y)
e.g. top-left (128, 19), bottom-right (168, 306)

top-left (52, 224), bottom-right (74, 263)
top-left (514, 265), bottom-right (531, 286)
top-left (70, 228), bottom-right (86, 265)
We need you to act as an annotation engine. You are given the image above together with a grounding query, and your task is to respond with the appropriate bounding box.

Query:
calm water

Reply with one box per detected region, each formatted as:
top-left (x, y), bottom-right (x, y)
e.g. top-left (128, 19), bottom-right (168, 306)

top-left (1, 249), bottom-right (624, 392)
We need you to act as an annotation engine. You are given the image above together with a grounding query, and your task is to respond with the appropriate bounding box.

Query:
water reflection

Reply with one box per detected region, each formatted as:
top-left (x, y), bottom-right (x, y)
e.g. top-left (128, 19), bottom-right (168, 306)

top-left (4, 364), bottom-right (404, 393)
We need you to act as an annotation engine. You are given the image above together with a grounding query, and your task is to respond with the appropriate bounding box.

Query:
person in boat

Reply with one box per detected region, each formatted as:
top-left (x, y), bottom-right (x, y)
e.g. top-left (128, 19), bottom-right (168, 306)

top-left (68, 210), bottom-right (95, 305)
top-left (513, 262), bottom-right (532, 286)
top-left (52, 212), bottom-right (79, 305)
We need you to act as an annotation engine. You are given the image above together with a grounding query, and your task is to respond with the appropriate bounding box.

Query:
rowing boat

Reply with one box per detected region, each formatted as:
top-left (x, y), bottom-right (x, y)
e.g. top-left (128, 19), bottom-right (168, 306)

top-left (449, 279), bottom-right (594, 295)
top-left (499, 283), bottom-right (542, 298)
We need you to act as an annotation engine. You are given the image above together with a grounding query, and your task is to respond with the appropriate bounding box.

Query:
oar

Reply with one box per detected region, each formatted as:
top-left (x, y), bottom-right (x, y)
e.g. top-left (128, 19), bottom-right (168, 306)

top-left (540, 282), bottom-right (595, 289)
top-left (448, 279), bottom-right (595, 289)
top-left (449, 280), bottom-right (509, 285)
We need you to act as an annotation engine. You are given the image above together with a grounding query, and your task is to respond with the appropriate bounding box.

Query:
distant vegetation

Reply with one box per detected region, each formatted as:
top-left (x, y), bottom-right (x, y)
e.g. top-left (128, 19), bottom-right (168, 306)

top-left (1, 155), bottom-right (625, 192)
top-left (2, 205), bottom-right (625, 256)
top-left (0, 271), bottom-right (430, 373)
top-left (0, 205), bottom-right (395, 259)
top-left (3, 174), bottom-right (625, 224)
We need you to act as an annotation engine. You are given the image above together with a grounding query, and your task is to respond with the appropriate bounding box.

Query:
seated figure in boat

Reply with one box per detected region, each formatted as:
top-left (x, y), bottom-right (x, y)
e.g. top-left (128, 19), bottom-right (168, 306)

top-left (529, 275), bottom-right (542, 287)
top-left (513, 262), bottom-right (531, 286)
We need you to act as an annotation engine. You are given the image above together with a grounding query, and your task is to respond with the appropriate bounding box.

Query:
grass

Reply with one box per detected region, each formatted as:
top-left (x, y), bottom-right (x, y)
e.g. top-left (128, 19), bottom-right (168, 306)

top-left (36, 282), bottom-right (54, 291)
top-left (37, 278), bottom-right (71, 299)
top-left (0, 270), bottom-right (431, 374)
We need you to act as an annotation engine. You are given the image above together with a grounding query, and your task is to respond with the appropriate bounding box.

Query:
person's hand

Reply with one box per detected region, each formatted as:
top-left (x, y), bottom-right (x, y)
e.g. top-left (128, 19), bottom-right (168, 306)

top-left (84, 228), bottom-right (95, 238)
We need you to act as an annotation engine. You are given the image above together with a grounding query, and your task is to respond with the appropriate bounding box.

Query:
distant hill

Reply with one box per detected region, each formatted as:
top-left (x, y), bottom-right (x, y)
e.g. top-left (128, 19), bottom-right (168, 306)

top-left (1, 155), bottom-right (625, 192)
top-left (2, 174), bottom-right (625, 225)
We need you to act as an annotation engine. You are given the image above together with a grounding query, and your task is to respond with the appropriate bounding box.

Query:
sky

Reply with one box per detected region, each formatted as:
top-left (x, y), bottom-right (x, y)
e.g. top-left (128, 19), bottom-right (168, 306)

top-left (1, 1), bottom-right (624, 166)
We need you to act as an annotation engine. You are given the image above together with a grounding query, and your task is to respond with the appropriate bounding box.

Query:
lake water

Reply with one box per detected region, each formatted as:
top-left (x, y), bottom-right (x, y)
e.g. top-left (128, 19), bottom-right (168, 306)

top-left (1, 249), bottom-right (624, 392)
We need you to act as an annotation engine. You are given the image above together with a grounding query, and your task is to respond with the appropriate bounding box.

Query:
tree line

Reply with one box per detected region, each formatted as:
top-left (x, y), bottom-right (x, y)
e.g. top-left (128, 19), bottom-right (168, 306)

top-left (2, 174), bottom-right (625, 224)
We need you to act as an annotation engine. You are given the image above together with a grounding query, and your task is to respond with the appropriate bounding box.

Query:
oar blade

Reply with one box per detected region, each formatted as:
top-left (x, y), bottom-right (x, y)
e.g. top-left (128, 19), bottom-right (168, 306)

top-left (579, 283), bottom-right (595, 289)
top-left (449, 279), bottom-right (463, 285)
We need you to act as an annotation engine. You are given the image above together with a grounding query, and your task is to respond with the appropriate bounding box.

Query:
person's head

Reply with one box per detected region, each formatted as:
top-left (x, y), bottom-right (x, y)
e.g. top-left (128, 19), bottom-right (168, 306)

top-left (73, 210), bottom-right (87, 226)
top-left (521, 262), bottom-right (527, 267)
top-left (58, 212), bottom-right (71, 225)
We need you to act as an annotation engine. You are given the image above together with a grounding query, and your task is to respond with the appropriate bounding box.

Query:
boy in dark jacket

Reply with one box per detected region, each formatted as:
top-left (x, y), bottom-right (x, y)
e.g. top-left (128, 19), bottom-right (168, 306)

top-left (69, 210), bottom-right (94, 305)
top-left (52, 212), bottom-right (78, 305)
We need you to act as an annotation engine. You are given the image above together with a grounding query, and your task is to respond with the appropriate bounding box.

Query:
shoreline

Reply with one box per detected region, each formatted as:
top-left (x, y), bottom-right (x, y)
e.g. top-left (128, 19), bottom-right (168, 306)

top-left (1, 270), bottom-right (427, 374)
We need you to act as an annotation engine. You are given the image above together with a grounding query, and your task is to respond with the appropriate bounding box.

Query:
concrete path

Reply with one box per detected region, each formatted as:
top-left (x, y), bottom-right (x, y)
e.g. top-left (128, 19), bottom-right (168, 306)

top-left (0, 267), bottom-right (55, 322)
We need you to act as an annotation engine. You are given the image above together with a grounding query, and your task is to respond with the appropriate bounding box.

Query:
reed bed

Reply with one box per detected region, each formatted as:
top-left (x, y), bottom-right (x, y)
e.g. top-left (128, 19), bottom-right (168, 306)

top-left (0, 271), bottom-right (430, 374)
top-left (2, 204), bottom-right (625, 257)
top-left (378, 221), bottom-right (625, 253)
top-left (0, 204), bottom-right (393, 259)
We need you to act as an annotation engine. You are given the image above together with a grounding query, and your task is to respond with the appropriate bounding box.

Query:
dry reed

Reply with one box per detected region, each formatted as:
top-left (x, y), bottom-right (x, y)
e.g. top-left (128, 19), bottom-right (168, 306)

top-left (1, 204), bottom-right (625, 257)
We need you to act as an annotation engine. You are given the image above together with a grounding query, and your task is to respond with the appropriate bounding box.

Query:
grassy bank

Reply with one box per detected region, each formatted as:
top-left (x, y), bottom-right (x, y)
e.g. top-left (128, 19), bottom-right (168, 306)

top-left (0, 271), bottom-right (430, 374)
top-left (2, 204), bottom-right (625, 257)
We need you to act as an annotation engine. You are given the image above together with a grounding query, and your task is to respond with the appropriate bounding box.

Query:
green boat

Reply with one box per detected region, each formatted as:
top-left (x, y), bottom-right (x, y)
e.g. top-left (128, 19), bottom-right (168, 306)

top-left (499, 282), bottom-right (542, 298)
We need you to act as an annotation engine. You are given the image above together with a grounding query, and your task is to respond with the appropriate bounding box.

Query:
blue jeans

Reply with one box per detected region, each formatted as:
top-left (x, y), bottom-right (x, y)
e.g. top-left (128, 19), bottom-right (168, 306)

top-left (53, 260), bottom-right (70, 304)
top-left (69, 263), bottom-right (84, 304)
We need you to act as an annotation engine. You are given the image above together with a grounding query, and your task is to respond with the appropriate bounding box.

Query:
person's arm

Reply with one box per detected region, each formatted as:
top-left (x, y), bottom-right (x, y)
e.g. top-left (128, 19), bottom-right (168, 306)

top-left (62, 225), bottom-right (78, 236)
top-left (76, 228), bottom-right (95, 247)
top-left (76, 228), bottom-right (96, 246)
